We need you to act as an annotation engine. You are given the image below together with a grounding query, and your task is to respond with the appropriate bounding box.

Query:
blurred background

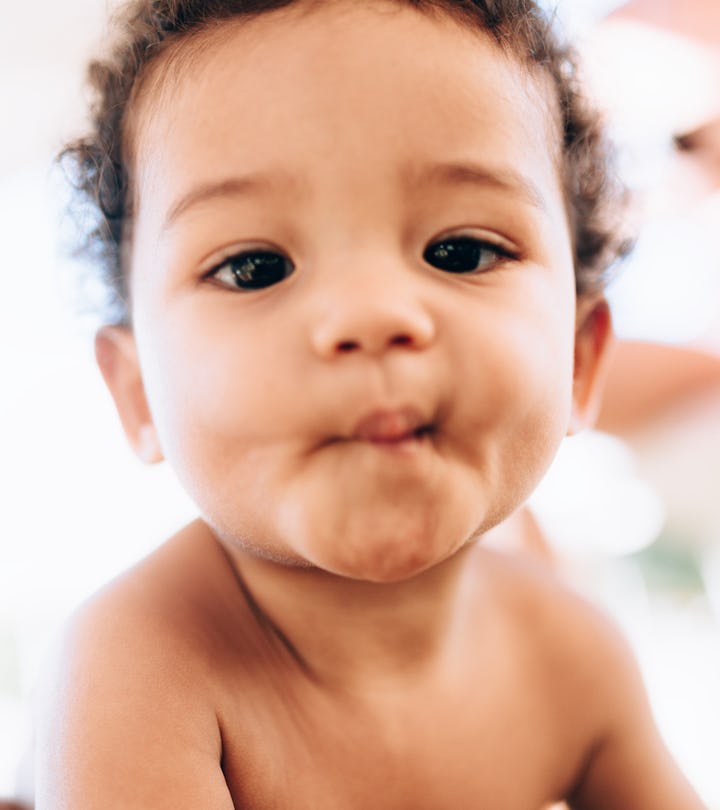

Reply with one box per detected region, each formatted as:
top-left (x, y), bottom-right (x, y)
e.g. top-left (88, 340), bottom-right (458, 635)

top-left (1, 0), bottom-right (720, 805)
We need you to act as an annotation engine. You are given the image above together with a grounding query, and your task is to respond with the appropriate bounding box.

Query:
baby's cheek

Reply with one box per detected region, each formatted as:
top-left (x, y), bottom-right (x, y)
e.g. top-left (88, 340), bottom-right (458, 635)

top-left (472, 324), bottom-right (573, 485)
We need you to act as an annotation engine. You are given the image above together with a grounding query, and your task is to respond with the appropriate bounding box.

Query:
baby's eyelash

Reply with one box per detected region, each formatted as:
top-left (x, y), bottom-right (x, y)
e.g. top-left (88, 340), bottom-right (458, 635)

top-left (205, 249), bottom-right (295, 291)
top-left (423, 235), bottom-right (517, 275)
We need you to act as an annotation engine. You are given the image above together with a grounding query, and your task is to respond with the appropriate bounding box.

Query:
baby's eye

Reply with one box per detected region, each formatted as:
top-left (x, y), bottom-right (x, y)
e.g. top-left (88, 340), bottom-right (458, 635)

top-left (208, 249), bottom-right (295, 290)
top-left (423, 236), bottom-right (510, 274)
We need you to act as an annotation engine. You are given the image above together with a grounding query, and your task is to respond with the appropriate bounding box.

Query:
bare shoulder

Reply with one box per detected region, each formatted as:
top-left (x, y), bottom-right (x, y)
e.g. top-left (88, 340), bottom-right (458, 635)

top-left (474, 549), bottom-right (636, 735)
top-left (476, 546), bottom-right (628, 664)
top-left (476, 549), bottom-right (706, 809)
top-left (34, 521), bottom-right (243, 809)
top-left (48, 518), bottom-right (247, 687)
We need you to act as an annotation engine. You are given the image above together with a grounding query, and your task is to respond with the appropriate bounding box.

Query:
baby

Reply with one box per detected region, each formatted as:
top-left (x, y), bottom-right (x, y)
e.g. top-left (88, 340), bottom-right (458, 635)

top-left (32, 0), bottom-right (705, 807)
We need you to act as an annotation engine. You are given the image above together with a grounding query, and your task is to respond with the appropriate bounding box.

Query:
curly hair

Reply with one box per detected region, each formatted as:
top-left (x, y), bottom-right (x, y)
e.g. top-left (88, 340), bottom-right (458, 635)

top-left (61, 0), bottom-right (630, 325)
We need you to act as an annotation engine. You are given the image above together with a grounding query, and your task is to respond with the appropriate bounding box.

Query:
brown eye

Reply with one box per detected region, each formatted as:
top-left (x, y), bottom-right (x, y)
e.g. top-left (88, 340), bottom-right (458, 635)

top-left (210, 250), bottom-right (295, 290)
top-left (423, 237), bottom-right (507, 274)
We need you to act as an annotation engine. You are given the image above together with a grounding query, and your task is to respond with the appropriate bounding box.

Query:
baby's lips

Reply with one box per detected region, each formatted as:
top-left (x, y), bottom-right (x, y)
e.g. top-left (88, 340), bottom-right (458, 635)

top-left (350, 407), bottom-right (427, 443)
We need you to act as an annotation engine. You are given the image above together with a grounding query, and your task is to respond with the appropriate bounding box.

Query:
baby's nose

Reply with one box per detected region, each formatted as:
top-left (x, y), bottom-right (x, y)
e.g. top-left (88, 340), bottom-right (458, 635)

top-left (310, 294), bottom-right (436, 358)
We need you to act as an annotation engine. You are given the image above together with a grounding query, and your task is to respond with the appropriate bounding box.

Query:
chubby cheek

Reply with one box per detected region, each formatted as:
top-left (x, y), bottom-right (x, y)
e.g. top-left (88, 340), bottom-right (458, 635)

top-left (134, 307), bottom-right (293, 499)
top-left (458, 301), bottom-right (576, 502)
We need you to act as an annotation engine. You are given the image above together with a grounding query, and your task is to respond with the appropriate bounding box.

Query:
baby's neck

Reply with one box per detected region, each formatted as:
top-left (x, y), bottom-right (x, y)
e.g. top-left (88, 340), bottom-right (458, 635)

top-left (219, 534), bottom-right (486, 693)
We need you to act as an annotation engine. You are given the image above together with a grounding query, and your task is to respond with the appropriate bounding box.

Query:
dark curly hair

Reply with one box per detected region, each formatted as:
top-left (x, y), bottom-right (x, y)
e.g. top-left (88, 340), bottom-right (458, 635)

top-left (61, 0), bottom-right (630, 325)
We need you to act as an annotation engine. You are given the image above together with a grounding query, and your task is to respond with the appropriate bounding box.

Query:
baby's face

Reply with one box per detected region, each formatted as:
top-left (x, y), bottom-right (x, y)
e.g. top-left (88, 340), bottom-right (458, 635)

top-left (121, 1), bottom-right (586, 581)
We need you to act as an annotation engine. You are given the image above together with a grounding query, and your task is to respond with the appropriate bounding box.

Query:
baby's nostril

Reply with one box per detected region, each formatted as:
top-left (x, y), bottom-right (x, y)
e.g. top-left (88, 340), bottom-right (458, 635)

top-left (333, 333), bottom-right (414, 354)
top-left (390, 334), bottom-right (412, 347)
top-left (337, 340), bottom-right (359, 353)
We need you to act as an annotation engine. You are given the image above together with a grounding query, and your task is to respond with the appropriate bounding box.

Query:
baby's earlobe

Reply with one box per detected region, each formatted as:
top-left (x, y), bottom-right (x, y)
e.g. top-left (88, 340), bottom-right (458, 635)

top-left (94, 326), bottom-right (163, 464)
top-left (569, 299), bottom-right (614, 435)
top-left (136, 424), bottom-right (164, 464)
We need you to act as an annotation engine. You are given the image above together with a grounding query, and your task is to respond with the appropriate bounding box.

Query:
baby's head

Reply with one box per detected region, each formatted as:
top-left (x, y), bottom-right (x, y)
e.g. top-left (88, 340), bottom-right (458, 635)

top-left (68, 0), bottom-right (627, 582)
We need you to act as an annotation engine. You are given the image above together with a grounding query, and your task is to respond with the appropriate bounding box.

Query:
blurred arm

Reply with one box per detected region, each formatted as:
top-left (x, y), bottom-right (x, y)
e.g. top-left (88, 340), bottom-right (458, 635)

top-left (596, 340), bottom-right (720, 434)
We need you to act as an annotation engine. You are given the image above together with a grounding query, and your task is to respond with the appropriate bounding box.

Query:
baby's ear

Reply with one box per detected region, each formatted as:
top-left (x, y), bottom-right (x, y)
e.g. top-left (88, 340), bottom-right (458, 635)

top-left (95, 326), bottom-right (164, 464)
top-left (569, 298), bottom-right (614, 435)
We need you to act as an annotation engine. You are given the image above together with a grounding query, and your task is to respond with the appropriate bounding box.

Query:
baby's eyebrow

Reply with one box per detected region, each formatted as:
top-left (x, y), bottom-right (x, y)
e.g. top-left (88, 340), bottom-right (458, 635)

top-left (405, 161), bottom-right (548, 211)
top-left (161, 161), bottom-right (547, 231)
top-left (162, 171), bottom-right (300, 231)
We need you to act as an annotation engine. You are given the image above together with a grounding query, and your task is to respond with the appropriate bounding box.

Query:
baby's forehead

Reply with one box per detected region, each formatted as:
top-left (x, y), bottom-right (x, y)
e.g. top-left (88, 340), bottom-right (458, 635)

top-left (132, 2), bottom-right (556, 116)
top-left (126, 1), bottom-right (563, 198)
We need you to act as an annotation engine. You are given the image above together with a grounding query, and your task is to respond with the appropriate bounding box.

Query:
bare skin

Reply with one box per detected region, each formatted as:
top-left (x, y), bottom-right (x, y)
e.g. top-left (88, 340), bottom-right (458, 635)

top-left (33, 2), bottom-right (705, 807)
top-left (36, 520), bottom-right (701, 809)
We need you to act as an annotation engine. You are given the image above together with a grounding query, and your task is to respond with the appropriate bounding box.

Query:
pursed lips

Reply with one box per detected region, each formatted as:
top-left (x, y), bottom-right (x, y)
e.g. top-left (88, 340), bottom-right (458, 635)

top-left (347, 407), bottom-right (434, 445)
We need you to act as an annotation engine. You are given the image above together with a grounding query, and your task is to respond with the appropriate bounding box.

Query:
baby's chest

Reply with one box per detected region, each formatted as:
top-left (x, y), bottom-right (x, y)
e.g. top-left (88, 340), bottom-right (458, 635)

top-left (216, 678), bottom-right (587, 810)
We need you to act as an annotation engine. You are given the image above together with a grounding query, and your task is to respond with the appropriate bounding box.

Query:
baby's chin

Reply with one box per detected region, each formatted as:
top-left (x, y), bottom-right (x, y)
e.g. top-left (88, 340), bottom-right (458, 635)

top-left (271, 499), bottom-right (485, 584)
top-left (321, 537), bottom-right (469, 584)
top-left (200, 467), bottom-right (510, 583)
top-left (210, 522), bottom-right (467, 585)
